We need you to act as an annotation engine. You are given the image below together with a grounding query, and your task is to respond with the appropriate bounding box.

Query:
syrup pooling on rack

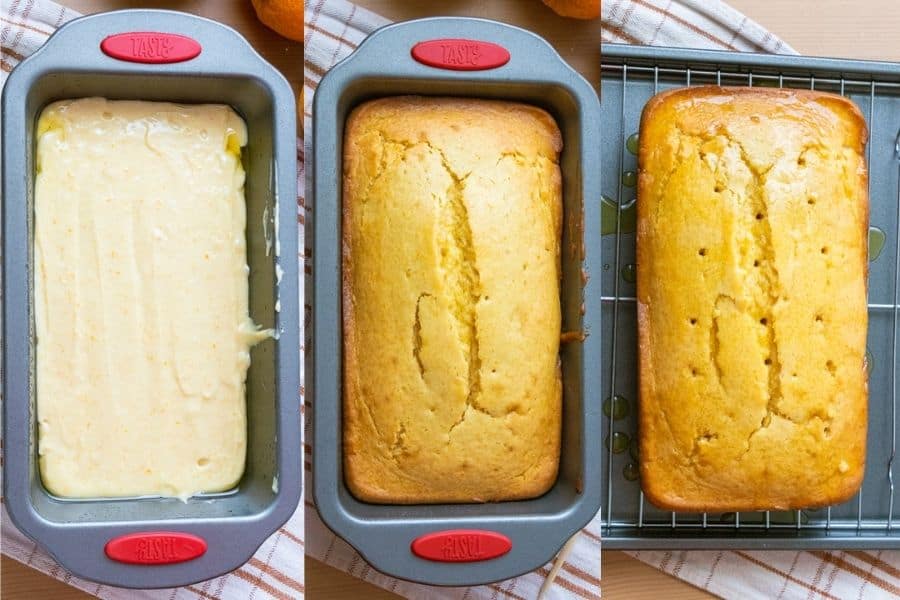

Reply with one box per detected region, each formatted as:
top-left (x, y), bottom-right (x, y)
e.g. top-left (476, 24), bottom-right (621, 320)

top-left (606, 431), bottom-right (630, 454)
top-left (870, 226), bottom-right (887, 261)
top-left (603, 394), bottom-right (630, 420)
top-left (626, 132), bottom-right (639, 155)
top-left (600, 195), bottom-right (636, 235)
top-left (623, 462), bottom-right (639, 482)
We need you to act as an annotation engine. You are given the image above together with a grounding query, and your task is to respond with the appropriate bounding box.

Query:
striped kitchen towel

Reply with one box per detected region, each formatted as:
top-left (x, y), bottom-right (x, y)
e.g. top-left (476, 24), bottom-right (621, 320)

top-left (0, 1), bottom-right (305, 599)
top-left (305, 1), bottom-right (900, 599)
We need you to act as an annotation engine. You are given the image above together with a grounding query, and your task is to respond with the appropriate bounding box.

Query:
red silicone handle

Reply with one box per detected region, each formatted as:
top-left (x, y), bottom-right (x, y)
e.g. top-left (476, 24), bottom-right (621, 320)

top-left (105, 532), bottom-right (207, 565)
top-left (411, 530), bottom-right (512, 563)
top-left (101, 32), bottom-right (201, 64)
top-left (411, 39), bottom-right (510, 71)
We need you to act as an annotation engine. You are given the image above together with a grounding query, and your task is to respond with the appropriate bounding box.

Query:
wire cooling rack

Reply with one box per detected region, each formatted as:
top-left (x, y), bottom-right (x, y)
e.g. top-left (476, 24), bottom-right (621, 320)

top-left (598, 44), bottom-right (900, 549)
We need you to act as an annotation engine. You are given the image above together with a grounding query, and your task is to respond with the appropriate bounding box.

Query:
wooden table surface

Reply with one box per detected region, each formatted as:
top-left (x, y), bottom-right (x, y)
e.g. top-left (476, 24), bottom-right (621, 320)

top-left (4, 0), bottom-right (900, 598)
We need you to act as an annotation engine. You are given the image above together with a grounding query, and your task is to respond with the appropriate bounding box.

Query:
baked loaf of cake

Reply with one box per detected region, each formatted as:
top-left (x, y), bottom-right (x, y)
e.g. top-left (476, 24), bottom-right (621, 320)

top-left (637, 87), bottom-right (869, 511)
top-left (342, 96), bottom-right (563, 504)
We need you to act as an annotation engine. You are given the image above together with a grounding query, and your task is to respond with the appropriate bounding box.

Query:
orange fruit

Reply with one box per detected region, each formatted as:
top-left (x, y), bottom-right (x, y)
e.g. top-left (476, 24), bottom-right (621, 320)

top-left (541, 0), bottom-right (601, 19)
top-left (251, 0), bottom-right (302, 42)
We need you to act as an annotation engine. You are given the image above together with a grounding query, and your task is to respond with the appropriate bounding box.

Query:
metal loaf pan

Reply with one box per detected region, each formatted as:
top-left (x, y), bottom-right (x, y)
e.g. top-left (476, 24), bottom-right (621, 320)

top-left (2, 10), bottom-right (300, 587)
top-left (311, 17), bottom-right (602, 586)
top-left (598, 44), bottom-right (900, 549)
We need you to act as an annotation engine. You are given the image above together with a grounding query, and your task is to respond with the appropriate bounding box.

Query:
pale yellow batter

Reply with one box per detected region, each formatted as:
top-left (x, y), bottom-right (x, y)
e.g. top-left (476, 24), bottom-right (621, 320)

top-left (34, 98), bottom-right (269, 499)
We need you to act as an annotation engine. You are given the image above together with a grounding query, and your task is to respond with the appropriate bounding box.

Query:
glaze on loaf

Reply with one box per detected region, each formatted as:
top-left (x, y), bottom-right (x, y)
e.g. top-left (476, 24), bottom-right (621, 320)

top-left (342, 96), bottom-right (563, 504)
top-left (637, 87), bottom-right (868, 511)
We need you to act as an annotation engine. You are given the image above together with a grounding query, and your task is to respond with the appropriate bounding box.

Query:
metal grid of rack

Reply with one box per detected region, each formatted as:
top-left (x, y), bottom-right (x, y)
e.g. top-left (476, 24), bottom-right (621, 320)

top-left (598, 44), bottom-right (900, 548)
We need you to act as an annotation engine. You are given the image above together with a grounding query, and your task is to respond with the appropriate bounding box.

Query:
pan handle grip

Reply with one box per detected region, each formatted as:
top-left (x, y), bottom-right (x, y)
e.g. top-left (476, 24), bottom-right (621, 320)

top-left (100, 32), bottom-right (202, 64)
top-left (411, 529), bottom-right (512, 562)
top-left (104, 531), bottom-right (207, 565)
top-left (18, 9), bottom-right (278, 76)
top-left (411, 39), bottom-right (510, 71)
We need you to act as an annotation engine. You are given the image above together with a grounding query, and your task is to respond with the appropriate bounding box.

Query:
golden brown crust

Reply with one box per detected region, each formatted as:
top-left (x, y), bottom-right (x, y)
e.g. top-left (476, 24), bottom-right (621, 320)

top-left (637, 86), bottom-right (868, 512)
top-left (342, 96), bottom-right (563, 504)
